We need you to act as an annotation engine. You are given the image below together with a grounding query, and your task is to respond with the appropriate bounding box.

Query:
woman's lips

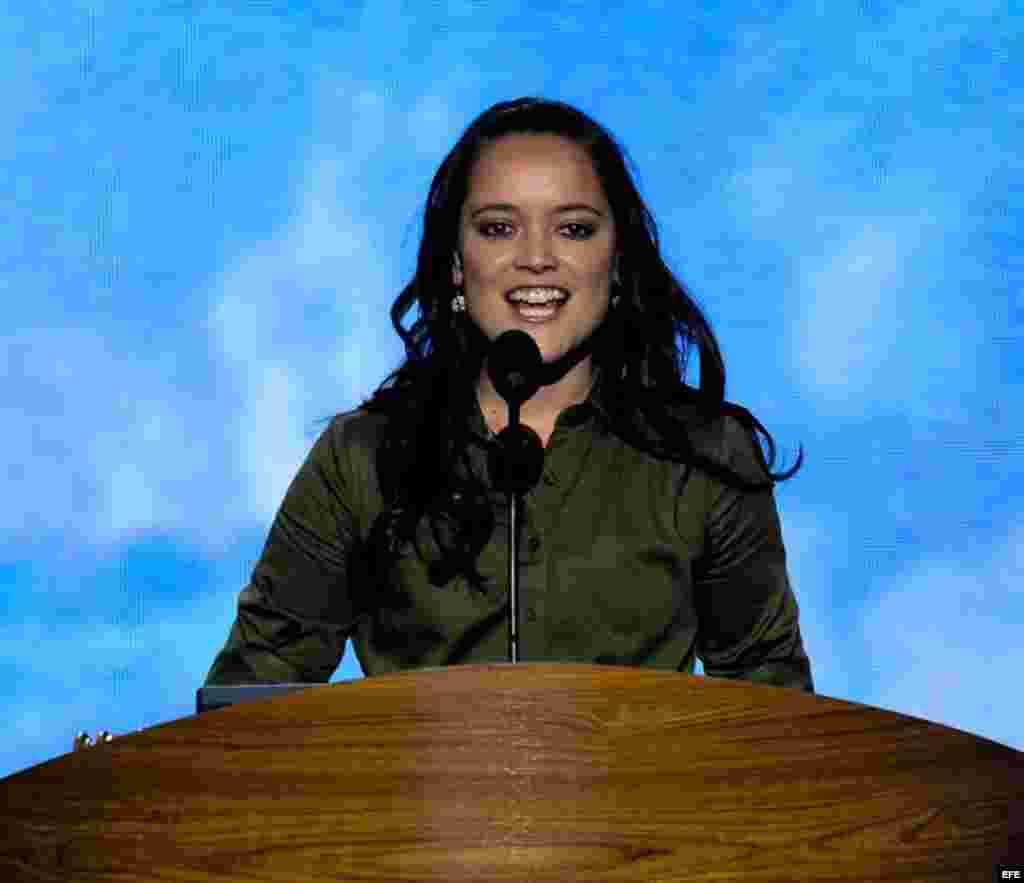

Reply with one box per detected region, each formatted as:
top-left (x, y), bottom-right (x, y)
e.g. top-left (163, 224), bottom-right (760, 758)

top-left (509, 299), bottom-right (566, 323)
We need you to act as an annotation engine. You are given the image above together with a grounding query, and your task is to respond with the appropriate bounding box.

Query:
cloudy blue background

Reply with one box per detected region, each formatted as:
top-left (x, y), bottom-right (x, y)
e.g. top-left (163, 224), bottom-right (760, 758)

top-left (4, 1), bottom-right (1022, 779)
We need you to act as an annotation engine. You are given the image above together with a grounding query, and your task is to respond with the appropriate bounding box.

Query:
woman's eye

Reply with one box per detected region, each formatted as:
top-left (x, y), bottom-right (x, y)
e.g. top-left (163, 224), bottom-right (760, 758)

top-left (476, 222), bottom-right (595, 239)
top-left (565, 226), bottom-right (598, 240)
top-left (476, 222), bottom-right (508, 238)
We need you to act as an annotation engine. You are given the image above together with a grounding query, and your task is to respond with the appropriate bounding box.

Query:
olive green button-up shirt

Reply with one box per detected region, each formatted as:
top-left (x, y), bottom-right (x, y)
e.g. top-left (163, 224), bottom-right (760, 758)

top-left (204, 383), bottom-right (814, 692)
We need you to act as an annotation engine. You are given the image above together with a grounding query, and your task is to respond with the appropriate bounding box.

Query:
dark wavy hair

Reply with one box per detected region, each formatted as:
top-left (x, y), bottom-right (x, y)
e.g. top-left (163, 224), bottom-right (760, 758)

top-left (315, 96), bottom-right (803, 596)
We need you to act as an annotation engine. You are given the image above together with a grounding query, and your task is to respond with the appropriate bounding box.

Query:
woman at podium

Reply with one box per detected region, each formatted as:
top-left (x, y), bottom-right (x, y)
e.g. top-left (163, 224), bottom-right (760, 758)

top-left (204, 97), bottom-right (814, 693)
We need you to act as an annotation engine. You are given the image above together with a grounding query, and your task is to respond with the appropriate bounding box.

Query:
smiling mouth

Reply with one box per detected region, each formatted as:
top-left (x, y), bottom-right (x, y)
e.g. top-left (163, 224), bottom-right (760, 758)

top-left (503, 289), bottom-right (571, 304)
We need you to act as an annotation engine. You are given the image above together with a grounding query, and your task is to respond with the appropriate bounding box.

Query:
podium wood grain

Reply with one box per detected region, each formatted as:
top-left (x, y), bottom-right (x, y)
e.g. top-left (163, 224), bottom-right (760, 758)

top-left (2, 663), bottom-right (1020, 881)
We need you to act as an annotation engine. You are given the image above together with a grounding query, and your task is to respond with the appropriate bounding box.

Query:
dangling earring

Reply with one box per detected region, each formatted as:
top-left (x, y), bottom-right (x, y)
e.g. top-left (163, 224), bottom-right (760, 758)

top-left (452, 252), bottom-right (465, 313)
top-left (611, 263), bottom-right (621, 307)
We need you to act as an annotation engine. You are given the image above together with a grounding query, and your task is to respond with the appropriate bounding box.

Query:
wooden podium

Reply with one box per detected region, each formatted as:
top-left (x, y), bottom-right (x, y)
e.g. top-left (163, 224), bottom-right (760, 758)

top-left (2, 663), bottom-right (1020, 881)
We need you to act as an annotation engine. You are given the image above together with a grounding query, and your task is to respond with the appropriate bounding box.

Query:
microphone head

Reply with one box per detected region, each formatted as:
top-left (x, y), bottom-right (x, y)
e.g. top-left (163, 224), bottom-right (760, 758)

top-left (487, 330), bottom-right (542, 405)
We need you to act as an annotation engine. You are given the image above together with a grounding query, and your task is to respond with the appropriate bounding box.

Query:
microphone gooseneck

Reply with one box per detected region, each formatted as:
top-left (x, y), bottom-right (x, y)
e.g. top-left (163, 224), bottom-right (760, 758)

top-left (485, 330), bottom-right (544, 664)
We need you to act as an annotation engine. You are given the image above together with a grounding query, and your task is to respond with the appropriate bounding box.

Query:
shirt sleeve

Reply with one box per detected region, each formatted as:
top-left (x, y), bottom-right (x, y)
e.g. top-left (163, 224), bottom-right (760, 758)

top-left (203, 416), bottom-right (365, 685)
top-left (693, 415), bottom-right (814, 693)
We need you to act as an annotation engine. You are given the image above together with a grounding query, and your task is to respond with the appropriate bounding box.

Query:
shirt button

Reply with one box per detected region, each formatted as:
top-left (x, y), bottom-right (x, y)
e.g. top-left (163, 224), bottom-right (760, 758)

top-left (527, 608), bottom-right (537, 622)
top-left (543, 472), bottom-right (558, 486)
top-left (528, 537), bottom-right (541, 553)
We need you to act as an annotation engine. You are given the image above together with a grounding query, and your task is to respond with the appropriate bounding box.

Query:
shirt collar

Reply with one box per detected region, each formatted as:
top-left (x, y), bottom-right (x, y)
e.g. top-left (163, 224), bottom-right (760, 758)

top-left (560, 368), bottom-right (611, 428)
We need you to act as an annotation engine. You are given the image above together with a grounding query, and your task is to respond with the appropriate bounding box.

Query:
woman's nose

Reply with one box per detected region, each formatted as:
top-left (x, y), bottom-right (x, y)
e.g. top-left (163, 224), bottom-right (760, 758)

top-left (516, 234), bottom-right (558, 268)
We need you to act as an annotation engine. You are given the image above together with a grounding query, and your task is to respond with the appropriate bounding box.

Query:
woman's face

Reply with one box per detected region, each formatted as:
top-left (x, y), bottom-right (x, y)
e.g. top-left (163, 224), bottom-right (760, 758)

top-left (454, 133), bottom-right (617, 365)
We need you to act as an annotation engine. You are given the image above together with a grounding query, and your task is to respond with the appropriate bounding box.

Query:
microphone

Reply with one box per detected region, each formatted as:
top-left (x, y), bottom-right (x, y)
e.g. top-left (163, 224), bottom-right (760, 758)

top-left (486, 330), bottom-right (543, 407)
top-left (484, 329), bottom-right (545, 666)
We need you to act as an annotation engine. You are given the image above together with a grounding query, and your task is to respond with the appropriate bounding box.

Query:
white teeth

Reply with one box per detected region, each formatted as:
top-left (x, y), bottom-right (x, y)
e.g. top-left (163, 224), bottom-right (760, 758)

top-left (508, 287), bottom-right (569, 304)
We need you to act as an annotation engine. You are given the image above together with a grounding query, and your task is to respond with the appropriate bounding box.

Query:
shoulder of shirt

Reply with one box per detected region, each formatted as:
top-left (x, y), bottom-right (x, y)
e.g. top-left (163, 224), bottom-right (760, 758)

top-left (309, 407), bottom-right (395, 472)
top-left (321, 406), bottom-right (389, 441)
top-left (650, 390), bottom-right (770, 488)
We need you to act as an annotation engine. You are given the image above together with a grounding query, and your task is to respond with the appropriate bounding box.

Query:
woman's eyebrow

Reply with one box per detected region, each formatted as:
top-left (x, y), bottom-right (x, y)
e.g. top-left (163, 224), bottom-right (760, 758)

top-left (470, 203), bottom-right (605, 218)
